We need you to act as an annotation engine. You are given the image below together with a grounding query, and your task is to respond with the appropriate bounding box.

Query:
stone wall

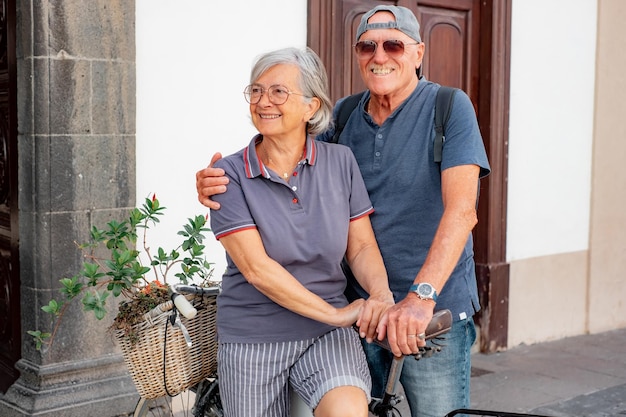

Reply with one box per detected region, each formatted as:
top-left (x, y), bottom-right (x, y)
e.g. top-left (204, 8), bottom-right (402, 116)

top-left (0, 1), bottom-right (138, 415)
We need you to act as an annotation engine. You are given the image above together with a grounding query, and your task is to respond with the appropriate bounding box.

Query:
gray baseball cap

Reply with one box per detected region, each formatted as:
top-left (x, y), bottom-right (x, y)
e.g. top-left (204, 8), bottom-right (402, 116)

top-left (356, 5), bottom-right (422, 43)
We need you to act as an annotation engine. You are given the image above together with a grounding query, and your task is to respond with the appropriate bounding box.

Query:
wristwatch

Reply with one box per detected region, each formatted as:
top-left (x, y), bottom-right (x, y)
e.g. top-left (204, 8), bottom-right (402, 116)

top-left (409, 283), bottom-right (438, 302)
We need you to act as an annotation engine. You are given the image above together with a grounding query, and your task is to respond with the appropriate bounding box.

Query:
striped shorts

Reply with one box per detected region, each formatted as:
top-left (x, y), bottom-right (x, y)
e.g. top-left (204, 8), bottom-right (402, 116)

top-left (217, 327), bottom-right (371, 417)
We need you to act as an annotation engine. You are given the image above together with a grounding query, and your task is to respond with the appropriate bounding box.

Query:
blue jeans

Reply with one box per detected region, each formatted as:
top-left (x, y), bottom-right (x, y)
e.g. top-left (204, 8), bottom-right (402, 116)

top-left (362, 317), bottom-right (476, 417)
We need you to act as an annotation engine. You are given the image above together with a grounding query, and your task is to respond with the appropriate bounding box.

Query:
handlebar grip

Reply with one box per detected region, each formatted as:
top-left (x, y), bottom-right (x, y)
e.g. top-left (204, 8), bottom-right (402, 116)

top-left (174, 284), bottom-right (220, 297)
top-left (172, 293), bottom-right (198, 319)
top-left (424, 309), bottom-right (452, 339)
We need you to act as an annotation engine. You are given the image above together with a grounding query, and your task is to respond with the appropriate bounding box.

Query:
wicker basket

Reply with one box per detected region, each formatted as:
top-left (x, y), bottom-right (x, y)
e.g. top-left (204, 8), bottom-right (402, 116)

top-left (115, 293), bottom-right (218, 399)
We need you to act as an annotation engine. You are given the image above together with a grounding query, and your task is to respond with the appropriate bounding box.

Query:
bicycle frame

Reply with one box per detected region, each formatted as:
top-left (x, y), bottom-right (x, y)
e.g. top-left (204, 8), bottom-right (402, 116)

top-left (368, 355), bottom-right (407, 416)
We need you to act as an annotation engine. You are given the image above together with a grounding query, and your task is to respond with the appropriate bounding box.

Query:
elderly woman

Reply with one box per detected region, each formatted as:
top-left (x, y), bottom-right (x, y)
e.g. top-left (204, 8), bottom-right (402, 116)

top-left (209, 47), bottom-right (394, 417)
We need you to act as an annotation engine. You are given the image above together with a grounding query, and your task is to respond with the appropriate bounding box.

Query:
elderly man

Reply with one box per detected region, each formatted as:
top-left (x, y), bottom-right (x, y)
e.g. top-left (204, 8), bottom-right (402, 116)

top-left (196, 6), bottom-right (490, 417)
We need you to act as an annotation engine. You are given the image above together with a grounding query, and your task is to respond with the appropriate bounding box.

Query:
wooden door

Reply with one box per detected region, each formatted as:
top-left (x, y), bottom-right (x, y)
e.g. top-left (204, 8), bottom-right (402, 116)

top-left (308, 0), bottom-right (511, 352)
top-left (307, 0), bottom-right (480, 104)
top-left (0, 0), bottom-right (20, 392)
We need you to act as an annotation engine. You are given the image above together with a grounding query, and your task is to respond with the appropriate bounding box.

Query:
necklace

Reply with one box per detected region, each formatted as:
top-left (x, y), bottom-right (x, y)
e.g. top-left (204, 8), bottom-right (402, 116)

top-left (262, 142), bottom-right (304, 180)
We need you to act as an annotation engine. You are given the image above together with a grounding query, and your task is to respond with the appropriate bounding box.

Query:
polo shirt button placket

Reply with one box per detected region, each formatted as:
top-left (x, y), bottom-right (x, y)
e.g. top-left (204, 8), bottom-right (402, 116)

top-left (289, 168), bottom-right (301, 207)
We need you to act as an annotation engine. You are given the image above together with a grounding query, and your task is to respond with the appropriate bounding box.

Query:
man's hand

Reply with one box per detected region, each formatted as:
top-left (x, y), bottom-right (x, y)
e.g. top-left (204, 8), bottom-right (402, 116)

top-left (196, 152), bottom-right (228, 210)
top-left (376, 295), bottom-right (434, 357)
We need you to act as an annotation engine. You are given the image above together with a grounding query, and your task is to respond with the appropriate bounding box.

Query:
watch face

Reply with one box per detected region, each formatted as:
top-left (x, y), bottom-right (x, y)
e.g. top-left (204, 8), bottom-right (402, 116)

top-left (418, 284), bottom-right (433, 297)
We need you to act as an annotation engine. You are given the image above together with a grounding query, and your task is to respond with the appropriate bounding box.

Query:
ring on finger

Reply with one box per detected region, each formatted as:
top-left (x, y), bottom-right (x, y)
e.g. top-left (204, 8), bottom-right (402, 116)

top-left (417, 332), bottom-right (426, 341)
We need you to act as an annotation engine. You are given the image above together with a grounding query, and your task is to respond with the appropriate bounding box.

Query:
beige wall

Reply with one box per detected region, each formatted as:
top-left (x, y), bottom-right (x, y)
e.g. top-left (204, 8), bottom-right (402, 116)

top-left (507, 0), bottom-right (626, 348)
top-left (508, 252), bottom-right (588, 346)
top-left (588, 0), bottom-right (626, 334)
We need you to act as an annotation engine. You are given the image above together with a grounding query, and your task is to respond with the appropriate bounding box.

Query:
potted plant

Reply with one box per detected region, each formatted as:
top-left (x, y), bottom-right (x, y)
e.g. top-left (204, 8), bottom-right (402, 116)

top-left (28, 194), bottom-right (220, 399)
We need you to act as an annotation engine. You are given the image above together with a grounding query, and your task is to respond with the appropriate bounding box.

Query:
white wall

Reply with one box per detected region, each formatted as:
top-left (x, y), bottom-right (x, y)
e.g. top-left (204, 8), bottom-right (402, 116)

top-left (507, 0), bottom-right (597, 261)
top-left (136, 0), bottom-right (307, 278)
top-left (136, 0), bottom-right (600, 282)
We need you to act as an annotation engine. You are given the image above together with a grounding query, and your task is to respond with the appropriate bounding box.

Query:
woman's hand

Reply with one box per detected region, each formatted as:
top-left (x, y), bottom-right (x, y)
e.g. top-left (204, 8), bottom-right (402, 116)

top-left (356, 291), bottom-right (394, 342)
top-left (331, 299), bottom-right (365, 328)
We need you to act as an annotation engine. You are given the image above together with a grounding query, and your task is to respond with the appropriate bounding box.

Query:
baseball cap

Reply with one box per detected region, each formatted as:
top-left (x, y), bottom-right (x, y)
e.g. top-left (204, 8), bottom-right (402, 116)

top-left (356, 5), bottom-right (422, 43)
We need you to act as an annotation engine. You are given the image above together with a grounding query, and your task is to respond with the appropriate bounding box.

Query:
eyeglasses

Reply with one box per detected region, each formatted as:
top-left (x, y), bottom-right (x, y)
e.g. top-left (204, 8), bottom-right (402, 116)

top-left (243, 84), bottom-right (309, 105)
top-left (353, 39), bottom-right (420, 59)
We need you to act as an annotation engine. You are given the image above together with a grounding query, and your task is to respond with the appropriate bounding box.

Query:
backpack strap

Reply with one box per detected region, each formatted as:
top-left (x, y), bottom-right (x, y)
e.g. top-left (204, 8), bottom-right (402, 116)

top-left (332, 86), bottom-right (458, 164)
top-left (433, 86), bottom-right (481, 208)
top-left (331, 92), bottom-right (365, 143)
top-left (433, 86), bottom-right (458, 163)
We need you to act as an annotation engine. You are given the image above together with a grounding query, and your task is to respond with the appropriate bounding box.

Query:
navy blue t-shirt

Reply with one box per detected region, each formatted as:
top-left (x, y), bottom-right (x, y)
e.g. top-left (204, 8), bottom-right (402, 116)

top-left (318, 79), bottom-right (491, 322)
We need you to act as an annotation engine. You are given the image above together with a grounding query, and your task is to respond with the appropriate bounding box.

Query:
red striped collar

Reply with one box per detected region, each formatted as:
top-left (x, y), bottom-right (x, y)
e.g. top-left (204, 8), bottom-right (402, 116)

top-left (243, 135), bottom-right (317, 179)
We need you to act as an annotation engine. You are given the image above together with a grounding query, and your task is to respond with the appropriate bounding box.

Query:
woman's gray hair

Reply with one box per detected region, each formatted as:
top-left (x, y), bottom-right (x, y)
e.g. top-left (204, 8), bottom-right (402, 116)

top-left (250, 47), bottom-right (332, 136)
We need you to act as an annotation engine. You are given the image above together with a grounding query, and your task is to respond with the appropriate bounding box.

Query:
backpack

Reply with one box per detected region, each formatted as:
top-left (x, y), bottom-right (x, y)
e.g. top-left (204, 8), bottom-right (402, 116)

top-left (330, 86), bottom-right (458, 164)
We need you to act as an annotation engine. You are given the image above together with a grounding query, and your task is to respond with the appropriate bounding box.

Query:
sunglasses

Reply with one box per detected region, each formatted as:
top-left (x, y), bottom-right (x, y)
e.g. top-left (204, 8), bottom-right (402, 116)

top-left (353, 39), bottom-right (420, 59)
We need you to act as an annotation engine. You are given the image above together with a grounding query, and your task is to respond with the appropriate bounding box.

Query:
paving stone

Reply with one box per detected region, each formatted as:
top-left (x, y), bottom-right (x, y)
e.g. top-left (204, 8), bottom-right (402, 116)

top-left (469, 329), bottom-right (626, 416)
top-left (533, 383), bottom-right (626, 417)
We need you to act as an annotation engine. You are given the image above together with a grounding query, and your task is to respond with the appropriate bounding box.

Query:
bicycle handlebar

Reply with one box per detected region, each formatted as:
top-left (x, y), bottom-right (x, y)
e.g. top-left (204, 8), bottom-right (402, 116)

top-left (357, 309), bottom-right (453, 354)
top-left (172, 284), bottom-right (452, 357)
top-left (174, 284), bottom-right (221, 297)
top-left (171, 284), bottom-right (221, 319)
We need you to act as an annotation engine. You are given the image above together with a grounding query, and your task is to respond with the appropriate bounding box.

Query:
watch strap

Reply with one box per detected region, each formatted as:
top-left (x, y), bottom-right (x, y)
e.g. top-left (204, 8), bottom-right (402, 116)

top-left (409, 283), bottom-right (438, 302)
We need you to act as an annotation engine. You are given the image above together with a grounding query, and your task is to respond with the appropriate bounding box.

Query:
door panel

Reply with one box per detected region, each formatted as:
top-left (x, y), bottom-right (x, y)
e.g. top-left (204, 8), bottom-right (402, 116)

top-left (0, 0), bottom-right (20, 393)
top-left (419, 2), bottom-right (476, 92)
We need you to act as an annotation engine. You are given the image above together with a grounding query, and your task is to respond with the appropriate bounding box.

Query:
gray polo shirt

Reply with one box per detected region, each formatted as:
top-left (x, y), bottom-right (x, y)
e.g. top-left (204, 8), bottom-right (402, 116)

top-left (210, 135), bottom-right (374, 343)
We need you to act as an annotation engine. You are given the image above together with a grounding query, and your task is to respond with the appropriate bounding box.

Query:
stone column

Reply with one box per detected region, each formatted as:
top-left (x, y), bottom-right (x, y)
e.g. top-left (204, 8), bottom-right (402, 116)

top-left (0, 1), bottom-right (138, 415)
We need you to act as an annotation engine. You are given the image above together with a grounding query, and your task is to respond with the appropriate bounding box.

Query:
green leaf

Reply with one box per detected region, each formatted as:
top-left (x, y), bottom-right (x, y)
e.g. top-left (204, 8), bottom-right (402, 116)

top-left (156, 247), bottom-right (167, 260)
top-left (174, 272), bottom-right (190, 285)
top-left (131, 263), bottom-right (151, 277)
top-left (141, 197), bottom-right (166, 226)
top-left (27, 330), bottom-right (51, 351)
top-left (60, 275), bottom-right (83, 298)
top-left (41, 299), bottom-right (60, 315)
top-left (81, 263), bottom-right (106, 286)
top-left (82, 291), bottom-right (110, 320)
top-left (129, 207), bottom-right (146, 228)
top-left (82, 262), bottom-right (100, 277)
top-left (89, 226), bottom-right (106, 242)
top-left (114, 249), bottom-right (134, 265)
top-left (110, 282), bottom-right (124, 297)
top-left (189, 244), bottom-right (205, 257)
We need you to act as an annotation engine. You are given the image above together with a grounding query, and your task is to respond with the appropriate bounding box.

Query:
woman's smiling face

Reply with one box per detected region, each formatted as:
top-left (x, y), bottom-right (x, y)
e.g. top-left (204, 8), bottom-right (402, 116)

top-left (250, 64), bottom-right (318, 141)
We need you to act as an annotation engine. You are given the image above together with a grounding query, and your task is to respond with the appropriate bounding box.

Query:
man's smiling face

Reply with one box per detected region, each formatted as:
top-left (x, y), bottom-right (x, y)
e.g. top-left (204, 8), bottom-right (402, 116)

top-left (356, 11), bottom-right (424, 100)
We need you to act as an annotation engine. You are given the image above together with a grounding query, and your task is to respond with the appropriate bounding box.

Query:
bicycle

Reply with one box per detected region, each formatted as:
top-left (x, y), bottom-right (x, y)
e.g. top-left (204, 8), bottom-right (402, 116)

top-left (131, 285), bottom-right (552, 417)
top-left (132, 283), bottom-right (451, 417)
